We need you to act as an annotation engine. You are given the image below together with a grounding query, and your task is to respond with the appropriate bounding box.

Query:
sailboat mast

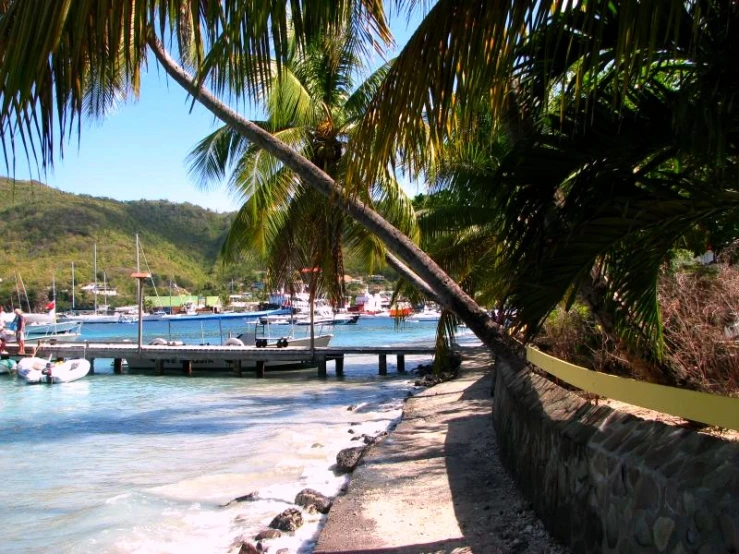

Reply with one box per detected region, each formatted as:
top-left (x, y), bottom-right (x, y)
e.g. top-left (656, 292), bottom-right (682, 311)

top-left (94, 243), bottom-right (98, 313)
top-left (71, 262), bottom-right (75, 310)
top-left (136, 234), bottom-right (140, 272)
top-left (18, 273), bottom-right (31, 312)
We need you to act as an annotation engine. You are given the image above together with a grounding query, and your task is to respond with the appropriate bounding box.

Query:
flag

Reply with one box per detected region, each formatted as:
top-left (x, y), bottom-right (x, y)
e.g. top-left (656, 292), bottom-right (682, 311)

top-left (46, 301), bottom-right (55, 311)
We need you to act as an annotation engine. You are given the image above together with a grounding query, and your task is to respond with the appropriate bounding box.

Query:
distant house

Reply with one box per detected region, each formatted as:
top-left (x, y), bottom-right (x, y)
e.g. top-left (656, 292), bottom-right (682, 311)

top-left (80, 283), bottom-right (118, 296)
top-left (203, 296), bottom-right (223, 312)
top-left (228, 294), bottom-right (254, 309)
top-left (368, 274), bottom-right (386, 282)
top-left (145, 295), bottom-right (198, 310)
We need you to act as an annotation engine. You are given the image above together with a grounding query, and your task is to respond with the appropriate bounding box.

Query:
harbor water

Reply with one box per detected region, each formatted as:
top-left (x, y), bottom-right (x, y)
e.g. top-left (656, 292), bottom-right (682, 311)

top-left (0, 316), bottom-right (475, 553)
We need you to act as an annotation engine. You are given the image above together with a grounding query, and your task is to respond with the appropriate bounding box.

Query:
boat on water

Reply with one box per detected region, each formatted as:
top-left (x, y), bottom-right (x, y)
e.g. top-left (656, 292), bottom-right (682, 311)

top-left (0, 355), bottom-right (17, 374)
top-left (59, 312), bottom-right (131, 324)
top-left (124, 321), bottom-right (333, 372)
top-left (161, 307), bottom-right (292, 322)
top-left (2, 303), bottom-right (84, 344)
top-left (24, 320), bottom-right (84, 342)
top-left (16, 357), bottom-right (91, 384)
top-left (293, 311), bottom-right (360, 325)
top-left (408, 305), bottom-right (443, 322)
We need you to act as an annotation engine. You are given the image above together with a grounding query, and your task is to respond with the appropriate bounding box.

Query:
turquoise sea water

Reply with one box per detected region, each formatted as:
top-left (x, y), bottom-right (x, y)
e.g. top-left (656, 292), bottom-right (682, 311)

top-left (1, 316), bottom-right (473, 553)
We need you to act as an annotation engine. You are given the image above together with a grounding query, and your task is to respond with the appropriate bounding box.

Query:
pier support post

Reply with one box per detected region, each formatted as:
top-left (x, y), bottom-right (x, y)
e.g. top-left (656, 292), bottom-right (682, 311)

top-left (317, 356), bottom-right (327, 378)
top-left (397, 355), bottom-right (405, 373)
top-left (379, 354), bottom-right (387, 376)
top-left (182, 360), bottom-right (193, 376)
top-left (234, 360), bottom-right (242, 377)
top-left (155, 359), bottom-right (164, 375)
top-left (256, 360), bottom-right (265, 378)
top-left (335, 355), bottom-right (344, 377)
top-left (89, 358), bottom-right (95, 374)
top-left (113, 358), bottom-right (123, 374)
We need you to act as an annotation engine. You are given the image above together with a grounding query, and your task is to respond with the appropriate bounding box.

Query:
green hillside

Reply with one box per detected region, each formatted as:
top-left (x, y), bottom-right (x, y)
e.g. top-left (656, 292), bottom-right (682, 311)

top-left (0, 178), bottom-right (260, 309)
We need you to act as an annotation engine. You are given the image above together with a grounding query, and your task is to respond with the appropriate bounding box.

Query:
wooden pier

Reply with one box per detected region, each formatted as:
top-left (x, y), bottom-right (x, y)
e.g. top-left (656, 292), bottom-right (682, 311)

top-left (15, 342), bottom-right (436, 377)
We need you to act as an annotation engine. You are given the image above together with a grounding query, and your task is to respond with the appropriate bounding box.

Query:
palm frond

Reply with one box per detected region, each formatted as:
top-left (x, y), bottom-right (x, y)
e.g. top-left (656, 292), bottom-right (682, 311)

top-left (0, 0), bottom-right (391, 172)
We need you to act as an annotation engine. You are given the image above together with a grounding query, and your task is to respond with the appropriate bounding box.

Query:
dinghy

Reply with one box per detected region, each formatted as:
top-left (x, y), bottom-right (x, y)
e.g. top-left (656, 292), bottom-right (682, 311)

top-left (17, 357), bottom-right (91, 384)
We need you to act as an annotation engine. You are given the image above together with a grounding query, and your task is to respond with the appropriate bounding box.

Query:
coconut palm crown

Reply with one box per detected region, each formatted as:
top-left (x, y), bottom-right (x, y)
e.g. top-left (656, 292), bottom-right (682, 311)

top-left (187, 26), bottom-right (417, 306)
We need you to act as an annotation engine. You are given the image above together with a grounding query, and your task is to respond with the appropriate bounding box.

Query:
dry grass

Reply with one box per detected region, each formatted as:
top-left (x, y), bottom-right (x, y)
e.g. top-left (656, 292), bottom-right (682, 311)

top-left (533, 258), bottom-right (739, 397)
top-left (658, 262), bottom-right (739, 396)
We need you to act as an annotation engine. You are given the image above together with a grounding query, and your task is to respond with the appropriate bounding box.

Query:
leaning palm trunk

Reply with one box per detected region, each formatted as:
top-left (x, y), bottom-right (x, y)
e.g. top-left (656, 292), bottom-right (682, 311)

top-left (148, 36), bottom-right (512, 354)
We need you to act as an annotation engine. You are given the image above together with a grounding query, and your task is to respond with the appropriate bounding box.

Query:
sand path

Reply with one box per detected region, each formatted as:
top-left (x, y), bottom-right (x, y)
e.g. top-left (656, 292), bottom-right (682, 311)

top-left (314, 346), bottom-right (569, 554)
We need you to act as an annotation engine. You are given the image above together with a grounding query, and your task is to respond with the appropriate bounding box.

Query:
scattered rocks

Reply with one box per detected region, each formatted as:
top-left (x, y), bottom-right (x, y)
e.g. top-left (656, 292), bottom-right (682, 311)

top-left (336, 446), bottom-right (367, 473)
top-left (221, 491), bottom-right (259, 507)
top-left (269, 508), bottom-right (304, 532)
top-left (294, 488), bottom-right (332, 514)
top-left (255, 529), bottom-right (281, 541)
top-left (414, 372), bottom-right (454, 387)
top-left (364, 431), bottom-right (387, 445)
top-left (350, 431), bottom-right (387, 444)
top-left (238, 542), bottom-right (260, 554)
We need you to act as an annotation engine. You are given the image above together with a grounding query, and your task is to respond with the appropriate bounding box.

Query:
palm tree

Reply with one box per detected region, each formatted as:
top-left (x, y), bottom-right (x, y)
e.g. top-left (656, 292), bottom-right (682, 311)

top-left (187, 26), bottom-right (417, 310)
top-left (0, 0), bottom-right (509, 354)
top-left (387, 1), bottom-right (739, 378)
top-left (5, 0), bottom-right (734, 365)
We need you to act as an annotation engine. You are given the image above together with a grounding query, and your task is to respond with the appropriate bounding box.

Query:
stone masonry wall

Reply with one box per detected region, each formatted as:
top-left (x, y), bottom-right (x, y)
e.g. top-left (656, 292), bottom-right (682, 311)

top-left (491, 356), bottom-right (739, 553)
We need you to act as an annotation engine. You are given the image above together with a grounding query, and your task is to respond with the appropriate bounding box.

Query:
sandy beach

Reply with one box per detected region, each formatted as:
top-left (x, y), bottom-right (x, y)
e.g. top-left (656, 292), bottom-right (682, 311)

top-left (313, 346), bottom-right (568, 554)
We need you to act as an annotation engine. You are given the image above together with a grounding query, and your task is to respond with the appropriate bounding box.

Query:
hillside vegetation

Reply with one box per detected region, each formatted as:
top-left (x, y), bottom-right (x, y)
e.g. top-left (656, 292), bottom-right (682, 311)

top-left (0, 178), bottom-right (260, 307)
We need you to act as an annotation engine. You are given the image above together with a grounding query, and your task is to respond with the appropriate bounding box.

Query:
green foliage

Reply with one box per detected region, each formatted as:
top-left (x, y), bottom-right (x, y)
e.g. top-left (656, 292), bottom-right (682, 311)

top-left (0, 178), bottom-right (264, 308)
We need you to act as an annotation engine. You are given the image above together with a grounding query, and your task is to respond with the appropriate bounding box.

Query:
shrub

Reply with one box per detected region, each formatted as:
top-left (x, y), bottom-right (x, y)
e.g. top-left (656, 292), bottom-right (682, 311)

top-left (658, 261), bottom-right (739, 396)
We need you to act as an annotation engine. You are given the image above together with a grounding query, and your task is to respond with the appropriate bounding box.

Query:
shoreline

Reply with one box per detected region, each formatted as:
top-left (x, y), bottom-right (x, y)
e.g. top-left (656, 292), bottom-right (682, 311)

top-left (311, 346), bottom-right (568, 553)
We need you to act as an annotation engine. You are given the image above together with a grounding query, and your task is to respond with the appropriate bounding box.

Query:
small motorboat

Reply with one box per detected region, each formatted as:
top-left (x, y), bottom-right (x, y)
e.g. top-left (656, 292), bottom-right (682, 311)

top-left (0, 355), bottom-right (17, 374)
top-left (17, 357), bottom-right (91, 384)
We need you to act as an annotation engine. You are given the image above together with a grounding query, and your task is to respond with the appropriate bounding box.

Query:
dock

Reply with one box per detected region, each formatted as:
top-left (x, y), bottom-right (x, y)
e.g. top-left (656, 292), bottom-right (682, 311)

top-left (9, 342), bottom-right (437, 377)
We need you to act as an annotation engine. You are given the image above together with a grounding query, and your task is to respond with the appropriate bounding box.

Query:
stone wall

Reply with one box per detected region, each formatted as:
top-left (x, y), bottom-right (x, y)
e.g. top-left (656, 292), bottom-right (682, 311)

top-left (492, 356), bottom-right (739, 553)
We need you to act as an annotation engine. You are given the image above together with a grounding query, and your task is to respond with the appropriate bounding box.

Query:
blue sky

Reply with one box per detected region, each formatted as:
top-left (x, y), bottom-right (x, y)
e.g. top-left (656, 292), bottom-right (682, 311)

top-left (14, 12), bottom-right (424, 213)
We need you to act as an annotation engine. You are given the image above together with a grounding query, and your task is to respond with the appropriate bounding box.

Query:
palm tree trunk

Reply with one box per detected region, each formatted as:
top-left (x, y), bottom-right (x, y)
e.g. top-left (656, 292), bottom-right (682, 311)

top-left (148, 36), bottom-right (512, 354)
top-left (384, 253), bottom-right (442, 303)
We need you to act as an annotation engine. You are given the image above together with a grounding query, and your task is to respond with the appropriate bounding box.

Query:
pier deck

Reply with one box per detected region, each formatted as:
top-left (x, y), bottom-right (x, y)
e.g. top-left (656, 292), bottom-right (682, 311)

top-left (12, 342), bottom-right (437, 377)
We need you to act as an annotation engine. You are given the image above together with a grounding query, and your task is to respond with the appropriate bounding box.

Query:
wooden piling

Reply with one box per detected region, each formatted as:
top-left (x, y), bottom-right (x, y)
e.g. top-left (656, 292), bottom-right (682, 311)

top-left (317, 356), bottom-right (327, 378)
top-left (89, 358), bottom-right (95, 374)
top-left (397, 354), bottom-right (406, 373)
top-left (155, 359), bottom-right (164, 375)
top-left (379, 354), bottom-right (387, 376)
top-left (256, 360), bottom-right (265, 378)
top-left (335, 355), bottom-right (344, 377)
top-left (234, 360), bottom-right (242, 377)
top-left (182, 359), bottom-right (193, 376)
top-left (113, 358), bottom-right (123, 374)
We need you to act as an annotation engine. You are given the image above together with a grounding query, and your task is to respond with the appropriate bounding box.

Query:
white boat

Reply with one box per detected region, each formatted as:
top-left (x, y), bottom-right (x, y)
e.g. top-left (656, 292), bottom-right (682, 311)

top-left (25, 321), bottom-right (84, 341)
top-left (3, 315), bottom-right (83, 346)
top-left (408, 306), bottom-right (443, 322)
top-left (16, 357), bottom-right (91, 384)
top-left (58, 312), bottom-right (125, 324)
top-left (331, 312), bottom-right (360, 325)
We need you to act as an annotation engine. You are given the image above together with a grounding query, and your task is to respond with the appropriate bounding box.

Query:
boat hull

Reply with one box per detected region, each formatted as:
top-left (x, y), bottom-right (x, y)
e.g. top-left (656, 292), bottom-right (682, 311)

top-left (16, 358), bottom-right (91, 384)
top-left (161, 308), bottom-right (292, 322)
